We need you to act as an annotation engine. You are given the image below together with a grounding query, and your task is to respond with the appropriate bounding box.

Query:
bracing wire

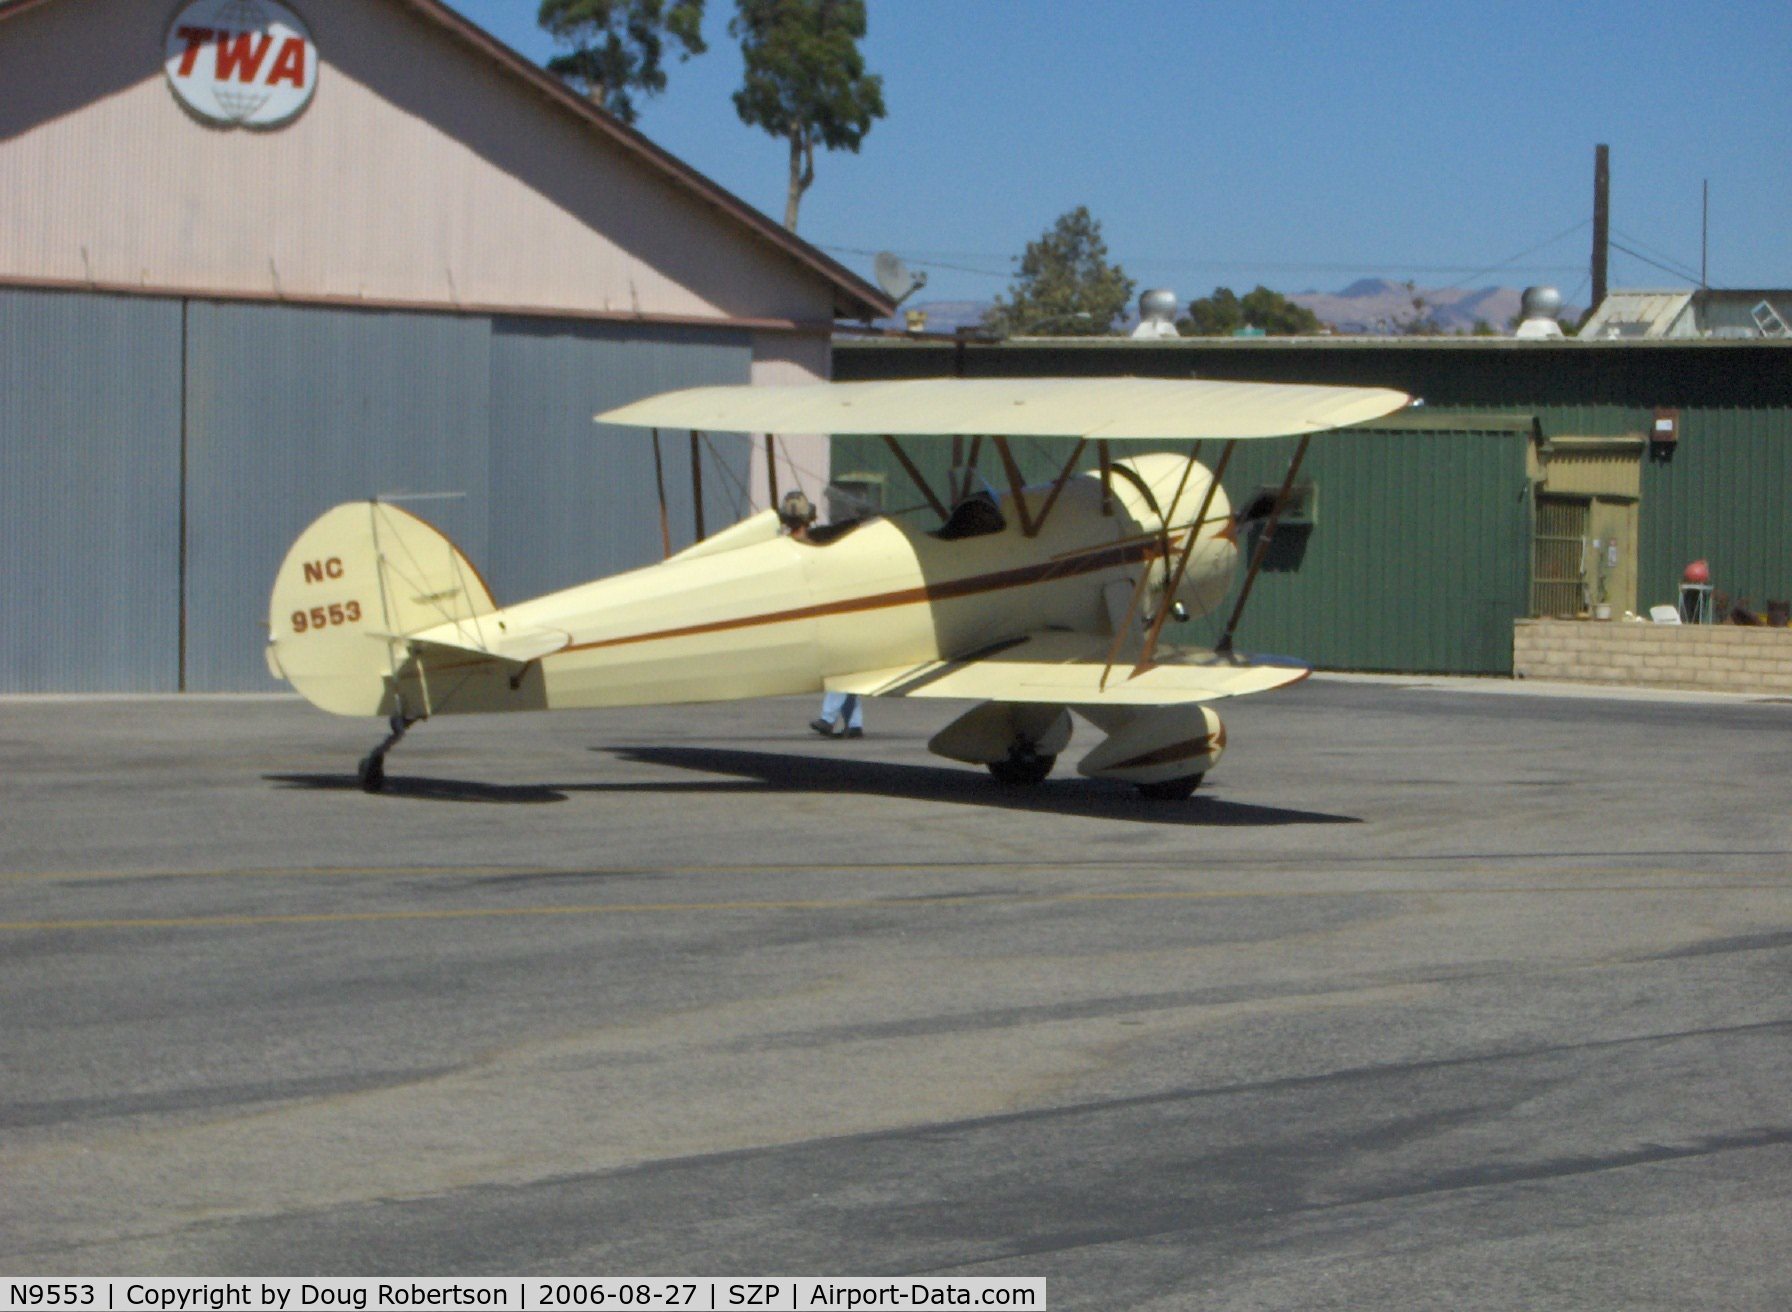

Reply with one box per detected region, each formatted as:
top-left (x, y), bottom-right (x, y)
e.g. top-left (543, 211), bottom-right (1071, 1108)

top-left (1611, 227), bottom-right (1704, 284)
top-left (1433, 218), bottom-right (1591, 296)
top-left (698, 432), bottom-right (752, 520)
top-left (1608, 240), bottom-right (1700, 285)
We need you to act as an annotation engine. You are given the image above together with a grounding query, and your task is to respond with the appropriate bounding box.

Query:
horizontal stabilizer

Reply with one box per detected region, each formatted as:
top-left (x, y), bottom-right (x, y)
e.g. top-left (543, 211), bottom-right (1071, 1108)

top-left (406, 624), bottom-right (570, 668)
top-left (826, 631), bottom-right (1307, 707)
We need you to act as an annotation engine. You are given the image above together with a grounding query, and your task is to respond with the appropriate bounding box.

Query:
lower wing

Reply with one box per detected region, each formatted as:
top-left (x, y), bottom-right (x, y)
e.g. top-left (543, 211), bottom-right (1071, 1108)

top-left (825, 630), bottom-right (1307, 706)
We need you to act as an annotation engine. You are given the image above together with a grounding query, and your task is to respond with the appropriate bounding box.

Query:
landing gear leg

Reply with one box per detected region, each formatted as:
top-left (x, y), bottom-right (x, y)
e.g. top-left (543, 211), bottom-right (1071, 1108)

top-left (357, 712), bottom-right (414, 794)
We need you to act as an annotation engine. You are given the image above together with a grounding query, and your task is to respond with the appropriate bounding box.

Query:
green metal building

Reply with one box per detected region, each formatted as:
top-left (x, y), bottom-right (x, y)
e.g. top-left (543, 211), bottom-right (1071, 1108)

top-left (832, 338), bottom-right (1792, 675)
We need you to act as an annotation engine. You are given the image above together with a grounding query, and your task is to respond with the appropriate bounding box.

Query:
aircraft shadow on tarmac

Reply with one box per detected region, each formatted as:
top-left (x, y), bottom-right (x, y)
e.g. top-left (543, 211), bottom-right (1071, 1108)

top-left (267, 749), bottom-right (1357, 827)
top-left (595, 746), bottom-right (1360, 828)
top-left (264, 774), bottom-right (568, 804)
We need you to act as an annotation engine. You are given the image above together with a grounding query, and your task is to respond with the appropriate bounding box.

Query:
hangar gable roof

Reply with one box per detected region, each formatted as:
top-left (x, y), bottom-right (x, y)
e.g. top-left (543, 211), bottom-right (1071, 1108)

top-left (0, 0), bottom-right (894, 325)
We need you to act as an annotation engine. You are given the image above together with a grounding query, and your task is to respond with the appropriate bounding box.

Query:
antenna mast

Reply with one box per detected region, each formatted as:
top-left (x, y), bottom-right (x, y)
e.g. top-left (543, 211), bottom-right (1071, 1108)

top-left (1591, 144), bottom-right (1609, 310)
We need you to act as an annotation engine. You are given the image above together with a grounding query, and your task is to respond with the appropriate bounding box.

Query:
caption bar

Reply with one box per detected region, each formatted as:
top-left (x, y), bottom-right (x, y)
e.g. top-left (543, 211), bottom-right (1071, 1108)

top-left (6, 1280), bottom-right (1045, 1311)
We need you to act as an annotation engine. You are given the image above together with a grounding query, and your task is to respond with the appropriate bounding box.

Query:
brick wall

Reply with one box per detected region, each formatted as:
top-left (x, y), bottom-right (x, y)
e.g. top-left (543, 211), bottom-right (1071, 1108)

top-left (1513, 620), bottom-right (1792, 694)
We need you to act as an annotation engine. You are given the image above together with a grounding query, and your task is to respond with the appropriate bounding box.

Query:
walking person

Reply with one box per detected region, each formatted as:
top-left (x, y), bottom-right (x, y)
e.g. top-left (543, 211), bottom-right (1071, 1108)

top-left (779, 490), bottom-right (866, 740)
top-left (811, 691), bottom-right (863, 739)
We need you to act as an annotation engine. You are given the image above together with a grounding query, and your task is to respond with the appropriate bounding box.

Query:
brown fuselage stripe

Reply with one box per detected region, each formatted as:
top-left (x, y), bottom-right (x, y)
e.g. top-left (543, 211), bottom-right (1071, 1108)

top-left (558, 537), bottom-right (1168, 656)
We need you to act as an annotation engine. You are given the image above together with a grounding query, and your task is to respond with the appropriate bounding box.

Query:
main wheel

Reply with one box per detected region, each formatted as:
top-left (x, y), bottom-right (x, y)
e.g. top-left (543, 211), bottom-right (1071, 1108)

top-left (987, 746), bottom-right (1056, 786)
top-left (1136, 773), bottom-right (1202, 801)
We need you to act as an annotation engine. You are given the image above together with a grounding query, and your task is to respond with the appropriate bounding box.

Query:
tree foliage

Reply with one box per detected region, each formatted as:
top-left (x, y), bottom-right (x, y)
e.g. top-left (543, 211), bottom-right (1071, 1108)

top-left (983, 207), bottom-right (1136, 337)
top-left (538, 0), bottom-right (707, 126)
top-left (730, 0), bottom-right (885, 230)
top-left (1180, 286), bottom-right (1322, 336)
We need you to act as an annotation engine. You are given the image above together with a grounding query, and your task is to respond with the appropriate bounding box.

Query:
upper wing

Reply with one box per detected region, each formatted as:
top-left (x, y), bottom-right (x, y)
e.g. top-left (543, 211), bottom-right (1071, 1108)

top-left (825, 631), bottom-right (1308, 707)
top-left (597, 377), bottom-right (1411, 441)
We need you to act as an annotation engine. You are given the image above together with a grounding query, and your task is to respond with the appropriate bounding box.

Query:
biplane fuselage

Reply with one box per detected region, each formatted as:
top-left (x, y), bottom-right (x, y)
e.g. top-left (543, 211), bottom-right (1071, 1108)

top-left (443, 459), bottom-right (1229, 712)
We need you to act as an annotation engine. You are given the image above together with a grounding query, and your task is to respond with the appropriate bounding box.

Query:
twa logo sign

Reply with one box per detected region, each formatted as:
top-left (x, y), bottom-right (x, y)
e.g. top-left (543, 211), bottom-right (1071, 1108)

top-left (164, 0), bottom-right (317, 129)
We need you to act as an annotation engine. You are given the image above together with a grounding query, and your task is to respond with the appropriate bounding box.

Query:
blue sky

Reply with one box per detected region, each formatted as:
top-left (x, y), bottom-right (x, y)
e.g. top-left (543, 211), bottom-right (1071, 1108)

top-left (444, 1), bottom-right (1792, 307)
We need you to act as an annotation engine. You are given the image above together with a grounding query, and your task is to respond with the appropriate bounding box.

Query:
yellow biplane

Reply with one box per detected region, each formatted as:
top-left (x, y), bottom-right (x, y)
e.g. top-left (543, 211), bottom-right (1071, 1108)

top-left (267, 377), bottom-right (1409, 798)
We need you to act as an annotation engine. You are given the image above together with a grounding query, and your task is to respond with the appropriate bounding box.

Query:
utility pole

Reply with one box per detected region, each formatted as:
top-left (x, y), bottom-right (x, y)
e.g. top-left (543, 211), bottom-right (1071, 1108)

top-left (1591, 143), bottom-right (1610, 312)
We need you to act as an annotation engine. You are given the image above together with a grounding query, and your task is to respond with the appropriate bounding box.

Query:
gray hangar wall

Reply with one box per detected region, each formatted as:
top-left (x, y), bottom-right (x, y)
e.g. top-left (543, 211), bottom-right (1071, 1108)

top-left (1, 287), bottom-right (753, 693)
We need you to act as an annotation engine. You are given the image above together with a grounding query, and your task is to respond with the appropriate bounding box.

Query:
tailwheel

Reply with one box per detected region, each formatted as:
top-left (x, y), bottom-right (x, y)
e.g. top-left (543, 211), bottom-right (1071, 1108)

top-left (356, 711), bottom-right (413, 794)
top-left (1136, 773), bottom-right (1203, 801)
top-left (987, 743), bottom-right (1056, 786)
top-left (356, 751), bottom-right (386, 794)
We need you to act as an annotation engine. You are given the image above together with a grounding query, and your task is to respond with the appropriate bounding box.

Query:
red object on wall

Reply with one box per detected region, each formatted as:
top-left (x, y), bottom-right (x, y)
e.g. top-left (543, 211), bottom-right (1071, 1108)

top-left (1684, 559), bottom-right (1710, 584)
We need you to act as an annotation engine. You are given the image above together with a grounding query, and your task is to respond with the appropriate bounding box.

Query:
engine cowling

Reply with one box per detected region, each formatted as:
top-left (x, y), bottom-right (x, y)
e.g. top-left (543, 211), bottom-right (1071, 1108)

top-left (1107, 453), bottom-right (1239, 622)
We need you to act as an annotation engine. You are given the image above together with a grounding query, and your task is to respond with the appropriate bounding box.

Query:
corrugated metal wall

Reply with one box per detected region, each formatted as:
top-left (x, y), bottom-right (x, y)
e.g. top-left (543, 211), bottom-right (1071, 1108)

top-left (835, 339), bottom-right (1792, 674)
top-left (0, 289), bottom-right (761, 692)
top-left (184, 302), bottom-right (495, 692)
top-left (0, 288), bottom-right (182, 692)
top-left (1641, 407), bottom-right (1792, 614)
top-left (487, 318), bottom-right (751, 604)
top-left (1211, 429), bottom-right (1531, 672)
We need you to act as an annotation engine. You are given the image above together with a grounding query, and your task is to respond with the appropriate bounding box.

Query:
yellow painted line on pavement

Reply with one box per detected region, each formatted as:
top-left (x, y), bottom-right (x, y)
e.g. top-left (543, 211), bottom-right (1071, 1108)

top-left (1, 882), bottom-right (1785, 934)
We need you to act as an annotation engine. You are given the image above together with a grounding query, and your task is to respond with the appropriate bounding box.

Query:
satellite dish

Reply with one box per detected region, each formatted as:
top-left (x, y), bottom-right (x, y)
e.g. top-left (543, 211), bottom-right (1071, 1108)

top-left (873, 251), bottom-right (928, 307)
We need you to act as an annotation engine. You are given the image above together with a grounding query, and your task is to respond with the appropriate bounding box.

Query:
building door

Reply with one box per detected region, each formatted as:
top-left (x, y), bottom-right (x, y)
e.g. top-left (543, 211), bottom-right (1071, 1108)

top-left (1586, 498), bottom-right (1639, 617)
top-left (1531, 493), bottom-right (1640, 618)
top-left (1532, 494), bottom-right (1590, 617)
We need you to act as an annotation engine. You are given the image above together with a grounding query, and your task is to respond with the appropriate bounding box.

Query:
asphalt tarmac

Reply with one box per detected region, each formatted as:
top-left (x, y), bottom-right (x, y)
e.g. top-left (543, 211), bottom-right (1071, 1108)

top-left (3, 678), bottom-right (1791, 1308)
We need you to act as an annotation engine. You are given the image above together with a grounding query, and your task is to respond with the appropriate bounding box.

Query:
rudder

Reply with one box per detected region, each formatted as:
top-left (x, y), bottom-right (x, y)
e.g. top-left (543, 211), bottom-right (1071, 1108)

top-left (267, 501), bottom-right (497, 716)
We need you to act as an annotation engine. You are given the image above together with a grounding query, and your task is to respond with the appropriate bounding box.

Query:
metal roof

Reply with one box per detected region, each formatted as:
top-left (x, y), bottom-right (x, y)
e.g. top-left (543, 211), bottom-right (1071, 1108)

top-left (1577, 291), bottom-right (1694, 339)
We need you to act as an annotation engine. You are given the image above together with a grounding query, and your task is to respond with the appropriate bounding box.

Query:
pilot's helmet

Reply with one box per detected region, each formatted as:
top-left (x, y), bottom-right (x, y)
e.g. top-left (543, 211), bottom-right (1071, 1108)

top-left (779, 489), bottom-right (816, 529)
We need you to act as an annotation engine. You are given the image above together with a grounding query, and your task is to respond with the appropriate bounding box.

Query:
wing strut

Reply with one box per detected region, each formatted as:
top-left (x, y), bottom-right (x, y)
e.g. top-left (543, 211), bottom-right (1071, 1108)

top-left (882, 435), bottom-right (950, 521)
top-left (1097, 440), bottom-right (1114, 516)
top-left (688, 430), bottom-right (706, 541)
top-left (960, 435), bottom-right (983, 501)
top-left (763, 434), bottom-right (779, 509)
top-left (1215, 434), bottom-right (1311, 657)
top-left (1135, 440), bottom-right (1235, 674)
top-left (650, 429), bottom-right (672, 559)
top-left (991, 436), bottom-right (1037, 536)
top-left (1032, 438), bottom-right (1088, 533)
top-left (1098, 550), bottom-right (1158, 691)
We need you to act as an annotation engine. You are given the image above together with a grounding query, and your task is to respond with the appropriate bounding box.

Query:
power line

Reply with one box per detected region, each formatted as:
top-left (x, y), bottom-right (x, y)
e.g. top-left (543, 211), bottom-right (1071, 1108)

top-left (819, 241), bottom-right (1586, 284)
top-left (1433, 218), bottom-right (1591, 296)
top-left (815, 244), bottom-right (1011, 278)
top-left (1610, 227), bottom-right (1703, 284)
top-left (1608, 240), bottom-right (1700, 285)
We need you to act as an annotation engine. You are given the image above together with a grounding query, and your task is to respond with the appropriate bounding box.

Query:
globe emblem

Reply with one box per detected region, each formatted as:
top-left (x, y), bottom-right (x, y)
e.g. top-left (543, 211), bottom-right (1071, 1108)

top-left (211, 0), bottom-right (272, 33)
top-left (209, 0), bottom-right (275, 123)
top-left (215, 83), bottom-right (272, 123)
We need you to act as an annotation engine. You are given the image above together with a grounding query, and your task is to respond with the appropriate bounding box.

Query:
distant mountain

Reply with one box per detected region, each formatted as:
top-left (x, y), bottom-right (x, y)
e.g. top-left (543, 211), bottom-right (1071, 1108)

top-left (870, 283), bottom-right (1576, 338)
top-left (1288, 280), bottom-right (1573, 335)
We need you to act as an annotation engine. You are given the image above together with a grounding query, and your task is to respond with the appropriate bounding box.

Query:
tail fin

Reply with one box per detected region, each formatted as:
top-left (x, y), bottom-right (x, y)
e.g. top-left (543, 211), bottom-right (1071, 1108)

top-left (267, 501), bottom-right (496, 716)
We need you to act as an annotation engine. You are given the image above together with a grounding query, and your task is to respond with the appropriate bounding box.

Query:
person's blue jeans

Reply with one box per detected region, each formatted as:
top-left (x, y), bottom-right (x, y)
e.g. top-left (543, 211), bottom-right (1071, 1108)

top-left (820, 691), bottom-right (863, 730)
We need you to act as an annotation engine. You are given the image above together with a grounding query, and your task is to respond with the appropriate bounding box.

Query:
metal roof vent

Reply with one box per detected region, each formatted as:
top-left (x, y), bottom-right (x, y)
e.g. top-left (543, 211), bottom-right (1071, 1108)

top-left (1132, 288), bottom-right (1180, 339)
top-left (1514, 285), bottom-right (1565, 339)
